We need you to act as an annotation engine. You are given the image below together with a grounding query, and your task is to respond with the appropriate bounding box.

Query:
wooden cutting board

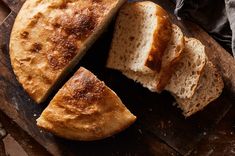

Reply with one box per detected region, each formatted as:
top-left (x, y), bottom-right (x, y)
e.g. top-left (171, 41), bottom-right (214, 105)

top-left (0, 0), bottom-right (235, 155)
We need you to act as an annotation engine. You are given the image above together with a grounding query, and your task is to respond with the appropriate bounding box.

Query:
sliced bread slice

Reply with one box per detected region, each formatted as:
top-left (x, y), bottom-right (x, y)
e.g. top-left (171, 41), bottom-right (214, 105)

top-left (37, 67), bottom-right (136, 141)
top-left (122, 24), bottom-right (184, 92)
top-left (173, 61), bottom-right (224, 117)
top-left (165, 37), bottom-right (207, 98)
top-left (107, 1), bottom-right (172, 73)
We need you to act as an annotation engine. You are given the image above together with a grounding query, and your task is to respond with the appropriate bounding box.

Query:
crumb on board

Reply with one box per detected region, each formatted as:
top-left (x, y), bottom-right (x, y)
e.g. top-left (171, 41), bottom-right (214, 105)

top-left (138, 129), bottom-right (143, 135)
top-left (172, 101), bottom-right (177, 106)
top-left (0, 122), bottom-right (7, 139)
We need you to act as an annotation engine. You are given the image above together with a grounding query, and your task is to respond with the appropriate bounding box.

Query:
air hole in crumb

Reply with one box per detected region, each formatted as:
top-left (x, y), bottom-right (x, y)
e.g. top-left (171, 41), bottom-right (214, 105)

top-left (188, 61), bottom-right (191, 66)
top-left (129, 36), bottom-right (135, 41)
top-left (191, 84), bottom-right (196, 91)
top-left (180, 88), bottom-right (185, 94)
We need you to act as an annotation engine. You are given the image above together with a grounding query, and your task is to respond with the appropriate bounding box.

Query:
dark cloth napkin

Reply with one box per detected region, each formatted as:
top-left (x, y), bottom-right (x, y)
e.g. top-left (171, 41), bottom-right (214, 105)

top-left (174, 0), bottom-right (235, 57)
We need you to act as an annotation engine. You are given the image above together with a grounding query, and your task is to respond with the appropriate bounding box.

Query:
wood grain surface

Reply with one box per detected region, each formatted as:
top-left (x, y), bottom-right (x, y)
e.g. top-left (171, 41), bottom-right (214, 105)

top-left (0, 1), bottom-right (10, 24)
top-left (0, 0), bottom-right (234, 156)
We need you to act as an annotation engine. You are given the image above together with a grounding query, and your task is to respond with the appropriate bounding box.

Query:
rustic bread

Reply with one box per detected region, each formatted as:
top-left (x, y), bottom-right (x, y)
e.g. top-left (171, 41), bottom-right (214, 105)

top-left (9, 0), bottom-right (126, 103)
top-left (107, 1), bottom-right (172, 73)
top-left (37, 67), bottom-right (136, 141)
top-left (122, 24), bottom-right (184, 92)
top-left (174, 61), bottom-right (224, 117)
top-left (165, 37), bottom-right (207, 98)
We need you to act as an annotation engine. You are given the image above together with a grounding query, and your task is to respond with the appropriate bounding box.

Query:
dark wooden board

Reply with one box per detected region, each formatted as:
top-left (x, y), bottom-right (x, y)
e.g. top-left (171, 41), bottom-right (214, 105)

top-left (191, 104), bottom-right (235, 156)
top-left (0, 111), bottom-right (50, 156)
top-left (0, 0), bottom-right (234, 155)
top-left (0, 1), bottom-right (10, 24)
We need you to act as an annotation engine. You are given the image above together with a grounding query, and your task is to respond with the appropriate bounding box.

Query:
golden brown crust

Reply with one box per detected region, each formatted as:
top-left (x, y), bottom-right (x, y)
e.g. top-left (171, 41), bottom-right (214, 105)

top-left (36, 67), bottom-right (136, 141)
top-left (145, 5), bottom-right (172, 72)
top-left (10, 0), bottom-right (125, 103)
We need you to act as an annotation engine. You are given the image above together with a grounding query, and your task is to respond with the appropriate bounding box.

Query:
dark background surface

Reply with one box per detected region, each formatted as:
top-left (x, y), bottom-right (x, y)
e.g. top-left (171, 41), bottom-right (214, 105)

top-left (0, 0), bottom-right (235, 155)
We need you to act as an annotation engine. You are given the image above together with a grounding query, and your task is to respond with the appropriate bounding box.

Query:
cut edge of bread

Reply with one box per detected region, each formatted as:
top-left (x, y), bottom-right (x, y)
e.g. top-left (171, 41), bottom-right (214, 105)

top-left (144, 3), bottom-right (172, 72)
top-left (122, 24), bottom-right (185, 92)
top-left (156, 24), bottom-right (185, 91)
top-left (165, 37), bottom-right (207, 99)
top-left (174, 61), bottom-right (224, 117)
top-left (107, 1), bottom-right (172, 74)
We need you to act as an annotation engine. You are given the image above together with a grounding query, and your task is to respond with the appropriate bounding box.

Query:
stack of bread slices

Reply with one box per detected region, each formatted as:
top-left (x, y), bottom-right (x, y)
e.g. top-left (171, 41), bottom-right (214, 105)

top-left (107, 1), bottom-right (224, 117)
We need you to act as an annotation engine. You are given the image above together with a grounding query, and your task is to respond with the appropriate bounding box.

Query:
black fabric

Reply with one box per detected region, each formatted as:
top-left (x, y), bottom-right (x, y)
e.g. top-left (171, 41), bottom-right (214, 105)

top-left (174, 0), bottom-right (235, 57)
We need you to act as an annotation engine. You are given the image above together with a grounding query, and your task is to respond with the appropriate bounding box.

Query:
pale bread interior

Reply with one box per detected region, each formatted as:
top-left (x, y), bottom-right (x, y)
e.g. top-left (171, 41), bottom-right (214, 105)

top-left (165, 37), bottom-right (207, 98)
top-left (122, 24), bottom-right (184, 92)
top-left (174, 61), bottom-right (224, 117)
top-left (107, 1), bottom-right (171, 74)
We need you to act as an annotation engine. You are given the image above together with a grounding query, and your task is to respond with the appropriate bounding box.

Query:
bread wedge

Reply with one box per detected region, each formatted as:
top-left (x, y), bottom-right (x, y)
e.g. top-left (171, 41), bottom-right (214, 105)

top-left (37, 67), bottom-right (136, 141)
top-left (107, 1), bottom-right (172, 73)
top-left (10, 0), bottom-right (126, 103)
top-left (122, 24), bottom-right (184, 92)
top-left (174, 61), bottom-right (224, 117)
top-left (165, 37), bottom-right (207, 98)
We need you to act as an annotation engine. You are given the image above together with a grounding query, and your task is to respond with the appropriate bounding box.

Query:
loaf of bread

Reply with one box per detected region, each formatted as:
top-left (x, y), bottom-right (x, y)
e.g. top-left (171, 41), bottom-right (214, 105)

top-left (107, 1), bottom-right (172, 74)
top-left (37, 67), bottom-right (136, 141)
top-left (106, 1), bottom-right (224, 117)
top-left (10, 0), bottom-right (126, 103)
